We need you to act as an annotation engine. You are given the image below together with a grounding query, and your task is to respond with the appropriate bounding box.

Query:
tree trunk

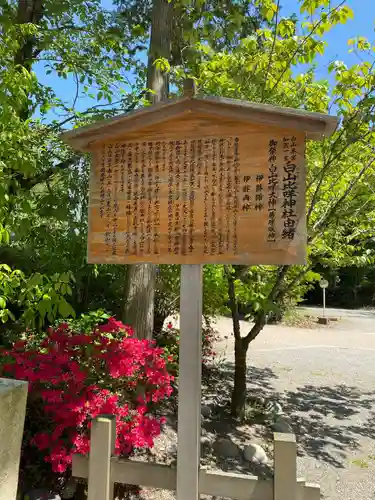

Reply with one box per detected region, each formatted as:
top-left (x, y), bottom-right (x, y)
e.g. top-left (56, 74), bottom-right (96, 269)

top-left (15, 0), bottom-right (44, 120)
top-left (225, 266), bottom-right (248, 416)
top-left (123, 0), bottom-right (173, 338)
top-left (146, 0), bottom-right (173, 104)
top-left (123, 264), bottom-right (157, 339)
top-left (231, 337), bottom-right (248, 417)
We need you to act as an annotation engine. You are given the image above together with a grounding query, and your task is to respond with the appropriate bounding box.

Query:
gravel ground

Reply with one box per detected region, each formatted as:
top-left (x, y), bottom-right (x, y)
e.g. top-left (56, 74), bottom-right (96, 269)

top-left (138, 309), bottom-right (375, 500)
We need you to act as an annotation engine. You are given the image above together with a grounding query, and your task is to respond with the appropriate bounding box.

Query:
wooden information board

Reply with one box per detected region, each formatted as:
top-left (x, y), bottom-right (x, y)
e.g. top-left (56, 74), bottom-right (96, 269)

top-left (88, 120), bottom-right (306, 264)
top-left (87, 119), bottom-right (306, 265)
top-left (88, 128), bottom-right (306, 264)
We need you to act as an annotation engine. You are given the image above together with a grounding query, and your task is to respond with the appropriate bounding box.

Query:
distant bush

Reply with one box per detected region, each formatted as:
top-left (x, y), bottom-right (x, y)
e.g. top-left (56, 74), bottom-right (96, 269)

top-left (154, 321), bottom-right (219, 375)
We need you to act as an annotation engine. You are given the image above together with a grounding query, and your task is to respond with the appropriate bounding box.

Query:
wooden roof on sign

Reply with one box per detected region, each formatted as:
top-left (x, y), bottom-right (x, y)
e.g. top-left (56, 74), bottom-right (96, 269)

top-left (61, 95), bottom-right (338, 151)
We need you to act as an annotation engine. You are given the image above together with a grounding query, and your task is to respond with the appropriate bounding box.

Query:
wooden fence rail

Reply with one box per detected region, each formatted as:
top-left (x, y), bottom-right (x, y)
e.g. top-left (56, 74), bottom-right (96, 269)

top-left (72, 416), bottom-right (321, 500)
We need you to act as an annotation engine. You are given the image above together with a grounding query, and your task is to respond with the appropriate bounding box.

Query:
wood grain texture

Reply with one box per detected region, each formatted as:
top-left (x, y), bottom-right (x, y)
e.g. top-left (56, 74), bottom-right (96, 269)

top-left (87, 115), bottom-right (306, 265)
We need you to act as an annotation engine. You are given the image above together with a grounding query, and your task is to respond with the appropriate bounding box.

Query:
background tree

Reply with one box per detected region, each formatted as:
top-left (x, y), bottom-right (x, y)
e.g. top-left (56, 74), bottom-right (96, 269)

top-left (1, 0), bottom-right (375, 418)
top-left (122, 0), bottom-right (173, 339)
top-left (174, 0), bottom-right (375, 414)
top-left (116, 0), bottom-right (266, 336)
top-left (0, 0), bottom-right (144, 334)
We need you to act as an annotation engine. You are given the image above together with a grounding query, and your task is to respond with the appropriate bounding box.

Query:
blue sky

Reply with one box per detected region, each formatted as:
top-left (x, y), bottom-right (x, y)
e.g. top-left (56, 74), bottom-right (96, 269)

top-left (35, 0), bottom-right (374, 122)
top-left (280, 0), bottom-right (374, 79)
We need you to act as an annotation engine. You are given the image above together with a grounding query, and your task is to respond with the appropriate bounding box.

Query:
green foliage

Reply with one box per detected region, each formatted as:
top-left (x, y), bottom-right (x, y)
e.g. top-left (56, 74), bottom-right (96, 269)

top-left (0, 267), bottom-right (75, 329)
top-left (154, 322), bottom-right (219, 375)
top-left (178, 0), bottom-right (375, 326)
top-left (1, 0), bottom-right (262, 337)
top-left (154, 264), bottom-right (228, 333)
top-left (0, 0), bottom-right (145, 334)
top-left (1, 0), bottom-right (375, 350)
top-left (62, 308), bottom-right (111, 332)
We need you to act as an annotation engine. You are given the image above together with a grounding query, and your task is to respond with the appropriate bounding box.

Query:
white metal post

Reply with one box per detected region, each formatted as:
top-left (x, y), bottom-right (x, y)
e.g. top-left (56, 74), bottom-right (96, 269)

top-left (323, 288), bottom-right (326, 318)
top-left (177, 264), bottom-right (203, 500)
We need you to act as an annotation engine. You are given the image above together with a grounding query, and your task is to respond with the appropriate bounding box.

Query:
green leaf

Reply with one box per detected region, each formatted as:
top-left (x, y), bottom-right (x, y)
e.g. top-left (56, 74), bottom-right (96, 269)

top-left (0, 309), bottom-right (8, 323)
top-left (131, 24), bottom-right (145, 37)
top-left (27, 273), bottom-right (43, 288)
top-left (153, 58), bottom-right (171, 73)
top-left (253, 301), bottom-right (261, 312)
top-left (2, 229), bottom-right (10, 244)
top-left (58, 299), bottom-right (75, 318)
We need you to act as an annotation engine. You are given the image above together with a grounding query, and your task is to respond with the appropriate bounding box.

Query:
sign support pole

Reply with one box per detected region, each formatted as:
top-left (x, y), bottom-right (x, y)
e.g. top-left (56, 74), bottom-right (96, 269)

top-left (177, 264), bottom-right (203, 500)
top-left (319, 279), bottom-right (328, 322)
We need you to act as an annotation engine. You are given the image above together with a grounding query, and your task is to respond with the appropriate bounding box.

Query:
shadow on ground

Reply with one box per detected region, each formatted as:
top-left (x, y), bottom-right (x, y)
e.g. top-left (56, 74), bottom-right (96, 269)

top-left (199, 360), bottom-right (375, 470)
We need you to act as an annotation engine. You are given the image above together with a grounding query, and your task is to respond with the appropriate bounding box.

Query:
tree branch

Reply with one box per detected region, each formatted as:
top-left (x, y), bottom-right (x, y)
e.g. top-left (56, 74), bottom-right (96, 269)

top-left (268, 1), bottom-right (346, 96)
top-left (17, 155), bottom-right (82, 190)
top-left (261, 0), bottom-right (280, 102)
top-left (52, 91), bottom-right (146, 131)
top-left (243, 265), bottom-right (289, 347)
top-left (307, 89), bottom-right (375, 225)
top-left (224, 265), bottom-right (241, 341)
top-left (312, 156), bottom-right (375, 234)
top-left (283, 265), bottom-right (312, 295)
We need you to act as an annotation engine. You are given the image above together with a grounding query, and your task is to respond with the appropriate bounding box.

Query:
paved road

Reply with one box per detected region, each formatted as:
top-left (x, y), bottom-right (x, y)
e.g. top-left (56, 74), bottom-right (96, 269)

top-left (212, 313), bottom-right (375, 500)
top-left (299, 306), bottom-right (375, 334)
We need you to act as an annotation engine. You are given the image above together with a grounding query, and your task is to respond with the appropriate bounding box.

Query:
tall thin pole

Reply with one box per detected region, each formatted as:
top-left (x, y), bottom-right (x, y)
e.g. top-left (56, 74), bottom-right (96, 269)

top-left (177, 79), bottom-right (202, 500)
top-left (323, 288), bottom-right (326, 318)
top-left (177, 265), bottom-right (202, 500)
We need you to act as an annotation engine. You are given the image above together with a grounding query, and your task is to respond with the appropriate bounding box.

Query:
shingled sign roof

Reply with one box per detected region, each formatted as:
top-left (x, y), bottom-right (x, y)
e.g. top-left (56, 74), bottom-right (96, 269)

top-left (61, 95), bottom-right (338, 151)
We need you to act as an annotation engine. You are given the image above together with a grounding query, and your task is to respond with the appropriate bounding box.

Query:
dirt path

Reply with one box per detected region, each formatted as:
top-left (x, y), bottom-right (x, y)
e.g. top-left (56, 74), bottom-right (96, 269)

top-left (212, 313), bottom-right (375, 500)
top-left (140, 311), bottom-right (375, 500)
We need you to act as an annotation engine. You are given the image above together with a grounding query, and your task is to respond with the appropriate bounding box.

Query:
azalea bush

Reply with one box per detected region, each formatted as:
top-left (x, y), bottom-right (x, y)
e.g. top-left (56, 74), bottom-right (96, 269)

top-left (0, 317), bottom-right (174, 481)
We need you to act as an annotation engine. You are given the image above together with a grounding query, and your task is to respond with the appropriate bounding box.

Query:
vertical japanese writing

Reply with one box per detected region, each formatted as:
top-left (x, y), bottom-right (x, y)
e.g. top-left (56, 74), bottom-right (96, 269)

top-left (99, 146), bottom-right (106, 218)
top-left (154, 141), bottom-right (161, 255)
top-left (189, 140), bottom-right (196, 253)
top-left (197, 139), bottom-right (202, 189)
top-left (120, 144), bottom-right (125, 193)
top-left (268, 139), bottom-right (278, 242)
top-left (255, 174), bottom-right (264, 211)
top-left (242, 175), bottom-right (252, 212)
top-left (139, 144), bottom-right (146, 255)
top-left (162, 141), bottom-right (167, 174)
top-left (125, 143), bottom-right (132, 254)
top-left (146, 142), bottom-right (153, 255)
top-left (282, 136), bottom-right (298, 240)
top-left (290, 136), bottom-right (297, 162)
top-left (112, 144), bottom-right (120, 256)
top-left (105, 144), bottom-right (113, 252)
top-left (174, 141), bottom-right (181, 255)
top-left (132, 143), bottom-right (139, 255)
top-left (168, 142), bottom-right (174, 254)
top-left (203, 139), bottom-right (210, 255)
top-left (225, 138), bottom-right (233, 252)
top-left (211, 138), bottom-right (217, 255)
top-left (233, 137), bottom-right (240, 254)
top-left (218, 138), bottom-right (225, 255)
top-left (181, 140), bottom-right (189, 255)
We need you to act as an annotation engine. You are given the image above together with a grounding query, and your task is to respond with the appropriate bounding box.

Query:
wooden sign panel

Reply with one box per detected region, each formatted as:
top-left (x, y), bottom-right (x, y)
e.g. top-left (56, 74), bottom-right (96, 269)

top-left (88, 121), bottom-right (306, 265)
